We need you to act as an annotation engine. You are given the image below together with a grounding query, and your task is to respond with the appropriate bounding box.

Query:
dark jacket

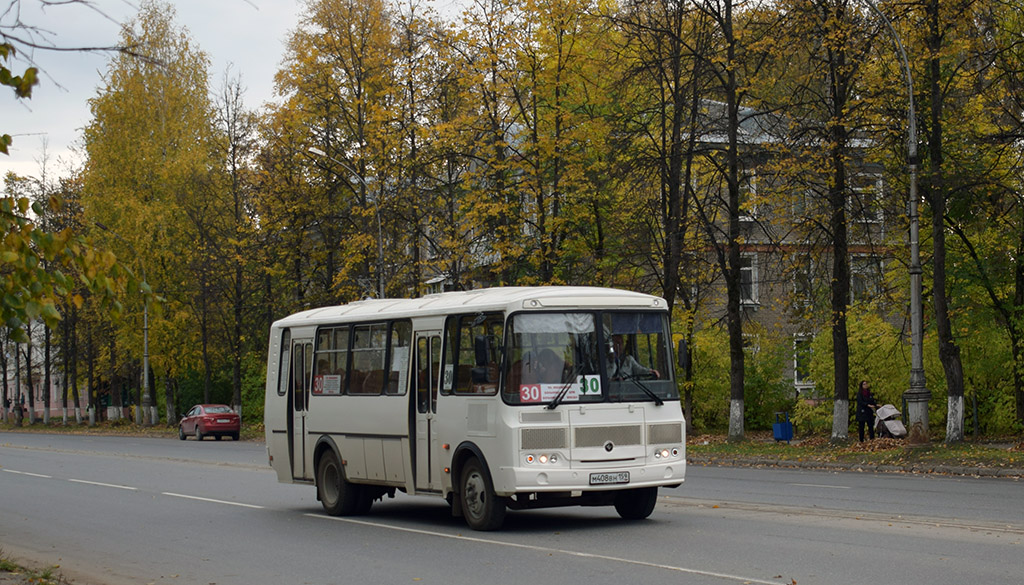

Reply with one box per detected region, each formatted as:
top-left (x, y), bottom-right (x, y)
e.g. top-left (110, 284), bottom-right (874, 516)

top-left (856, 389), bottom-right (877, 422)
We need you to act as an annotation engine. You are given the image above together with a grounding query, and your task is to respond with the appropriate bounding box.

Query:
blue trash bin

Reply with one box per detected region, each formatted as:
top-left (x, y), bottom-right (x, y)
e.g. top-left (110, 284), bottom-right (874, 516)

top-left (773, 412), bottom-right (793, 443)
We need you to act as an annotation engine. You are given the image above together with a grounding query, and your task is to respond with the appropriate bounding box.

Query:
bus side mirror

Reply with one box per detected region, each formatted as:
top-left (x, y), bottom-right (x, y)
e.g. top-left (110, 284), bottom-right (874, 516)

top-left (677, 339), bottom-right (690, 373)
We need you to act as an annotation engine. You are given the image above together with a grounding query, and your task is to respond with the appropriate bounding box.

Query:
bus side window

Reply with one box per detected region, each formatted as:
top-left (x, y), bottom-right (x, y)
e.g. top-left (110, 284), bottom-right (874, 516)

top-left (386, 321), bottom-right (411, 395)
top-left (277, 330), bottom-right (291, 396)
top-left (417, 337), bottom-right (431, 413)
top-left (350, 324), bottom-right (388, 395)
top-left (292, 343), bottom-right (305, 410)
top-left (449, 313), bottom-right (502, 396)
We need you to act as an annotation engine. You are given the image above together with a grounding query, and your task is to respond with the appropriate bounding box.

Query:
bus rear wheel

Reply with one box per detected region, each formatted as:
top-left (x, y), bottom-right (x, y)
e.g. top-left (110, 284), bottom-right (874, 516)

top-left (613, 486), bottom-right (658, 520)
top-left (460, 457), bottom-right (506, 531)
top-left (317, 450), bottom-right (360, 516)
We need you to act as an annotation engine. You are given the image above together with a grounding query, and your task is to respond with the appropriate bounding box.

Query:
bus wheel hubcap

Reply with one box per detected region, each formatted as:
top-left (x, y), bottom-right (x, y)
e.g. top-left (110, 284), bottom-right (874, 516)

top-left (465, 472), bottom-right (485, 516)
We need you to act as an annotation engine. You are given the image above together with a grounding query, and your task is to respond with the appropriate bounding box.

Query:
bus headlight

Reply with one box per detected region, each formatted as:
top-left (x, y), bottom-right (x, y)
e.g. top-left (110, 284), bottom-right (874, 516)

top-left (654, 447), bottom-right (681, 459)
top-left (525, 453), bottom-right (561, 465)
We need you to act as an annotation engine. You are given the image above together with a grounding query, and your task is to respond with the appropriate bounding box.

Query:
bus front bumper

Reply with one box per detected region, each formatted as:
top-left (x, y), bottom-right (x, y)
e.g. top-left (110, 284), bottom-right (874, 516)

top-left (494, 460), bottom-right (685, 496)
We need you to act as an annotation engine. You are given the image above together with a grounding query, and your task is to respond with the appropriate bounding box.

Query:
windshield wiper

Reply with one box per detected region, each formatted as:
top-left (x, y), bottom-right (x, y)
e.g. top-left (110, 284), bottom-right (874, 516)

top-left (547, 363), bottom-right (584, 410)
top-left (621, 374), bottom-right (664, 406)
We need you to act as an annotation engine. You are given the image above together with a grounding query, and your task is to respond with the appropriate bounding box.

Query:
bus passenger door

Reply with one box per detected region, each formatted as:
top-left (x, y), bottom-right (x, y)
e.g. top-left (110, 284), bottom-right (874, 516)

top-left (289, 339), bottom-right (313, 480)
top-left (414, 332), bottom-right (442, 492)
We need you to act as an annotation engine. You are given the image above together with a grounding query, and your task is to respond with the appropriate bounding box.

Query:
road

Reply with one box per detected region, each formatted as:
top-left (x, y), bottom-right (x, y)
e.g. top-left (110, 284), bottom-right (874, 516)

top-left (1, 432), bottom-right (1021, 585)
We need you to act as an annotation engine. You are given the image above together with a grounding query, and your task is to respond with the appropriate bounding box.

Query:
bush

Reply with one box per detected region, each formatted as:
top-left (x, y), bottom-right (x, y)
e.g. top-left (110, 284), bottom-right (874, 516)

top-left (241, 351), bottom-right (266, 423)
top-left (792, 399), bottom-right (832, 436)
top-left (690, 326), bottom-right (796, 432)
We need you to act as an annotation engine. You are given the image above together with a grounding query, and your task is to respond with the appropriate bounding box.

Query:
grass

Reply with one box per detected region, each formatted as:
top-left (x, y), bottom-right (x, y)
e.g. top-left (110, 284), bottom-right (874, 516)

top-left (0, 550), bottom-right (66, 585)
top-left (689, 431), bottom-right (1024, 473)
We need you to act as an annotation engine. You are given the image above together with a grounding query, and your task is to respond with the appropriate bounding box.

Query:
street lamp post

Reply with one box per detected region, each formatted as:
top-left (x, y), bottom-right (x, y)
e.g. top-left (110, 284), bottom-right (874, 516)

top-left (860, 0), bottom-right (930, 443)
top-left (308, 147), bottom-right (386, 299)
top-left (95, 222), bottom-right (155, 426)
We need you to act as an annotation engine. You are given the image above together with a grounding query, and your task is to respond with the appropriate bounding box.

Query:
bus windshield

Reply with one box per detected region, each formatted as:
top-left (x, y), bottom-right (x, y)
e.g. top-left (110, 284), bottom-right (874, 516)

top-left (502, 311), bottom-right (675, 406)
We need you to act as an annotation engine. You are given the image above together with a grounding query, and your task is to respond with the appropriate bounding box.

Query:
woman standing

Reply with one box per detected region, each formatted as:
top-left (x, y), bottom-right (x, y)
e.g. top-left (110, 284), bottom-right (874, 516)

top-left (856, 380), bottom-right (878, 442)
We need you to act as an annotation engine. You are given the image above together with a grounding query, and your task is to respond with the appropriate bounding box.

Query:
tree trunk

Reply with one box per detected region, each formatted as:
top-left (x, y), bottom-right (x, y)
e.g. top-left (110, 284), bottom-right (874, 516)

top-left (25, 340), bottom-right (35, 423)
top-left (87, 325), bottom-right (95, 425)
top-left (109, 334), bottom-right (122, 420)
top-left (233, 261), bottom-right (243, 414)
top-left (14, 342), bottom-right (22, 427)
top-left (71, 307), bottom-right (81, 424)
top-left (164, 376), bottom-right (177, 426)
top-left (62, 313), bottom-right (70, 424)
top-left (44, 325), bottom-right (51, 424)
top-left (724, 0), bottom-right (745, 442)
top-left (1016, 218), bottom-right (1024, 423)
top-left (926, 0), bottom-right (964, 443)
top-left (1, 337), bottom-right (8, 423)
top-left (828, 19), bottom-right (852, 441)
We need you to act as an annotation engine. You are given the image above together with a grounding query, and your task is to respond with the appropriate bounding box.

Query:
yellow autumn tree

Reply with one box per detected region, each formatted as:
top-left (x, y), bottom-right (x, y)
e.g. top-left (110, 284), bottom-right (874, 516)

top-left (81, 0), bottom-right (219, 419)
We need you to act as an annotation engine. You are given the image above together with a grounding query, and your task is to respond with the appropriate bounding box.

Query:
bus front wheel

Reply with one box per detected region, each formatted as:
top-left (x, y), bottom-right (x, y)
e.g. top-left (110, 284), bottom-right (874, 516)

top-left (613, 486), bottom-right (658, 520)
top-left (317, 450), bottom-right (360, 516)
top-left (460, 457), bottom-right (506, 531)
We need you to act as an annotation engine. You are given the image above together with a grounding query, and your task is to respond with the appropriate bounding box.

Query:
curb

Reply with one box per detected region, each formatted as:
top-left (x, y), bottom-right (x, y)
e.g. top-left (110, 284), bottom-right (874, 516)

top-left (687, 456), bottom-right (1024, 478)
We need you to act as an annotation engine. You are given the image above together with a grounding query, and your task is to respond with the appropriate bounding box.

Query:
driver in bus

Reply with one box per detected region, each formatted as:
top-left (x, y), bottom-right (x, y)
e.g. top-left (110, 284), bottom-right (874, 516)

top-left (536, 348), bottom-right (566, 384)
top-left (609, 334), bottom-right (660, 380)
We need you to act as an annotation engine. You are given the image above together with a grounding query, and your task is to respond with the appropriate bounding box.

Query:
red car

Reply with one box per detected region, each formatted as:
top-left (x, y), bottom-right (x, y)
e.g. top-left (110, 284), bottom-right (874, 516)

top-left (179, 404), bottom-right (241, 441)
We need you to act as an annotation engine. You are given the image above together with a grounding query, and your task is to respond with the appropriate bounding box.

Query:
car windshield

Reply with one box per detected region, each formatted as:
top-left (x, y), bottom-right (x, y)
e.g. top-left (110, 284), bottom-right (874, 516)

top-left (502, 311), bottom-right (676, 406)
top-left (206, 406), bottom-right (232, 414)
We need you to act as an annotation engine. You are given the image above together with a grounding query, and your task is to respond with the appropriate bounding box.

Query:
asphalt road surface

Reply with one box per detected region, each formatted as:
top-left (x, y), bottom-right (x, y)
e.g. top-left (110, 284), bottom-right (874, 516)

top-left (2, 432), bottom-right (1021, 585)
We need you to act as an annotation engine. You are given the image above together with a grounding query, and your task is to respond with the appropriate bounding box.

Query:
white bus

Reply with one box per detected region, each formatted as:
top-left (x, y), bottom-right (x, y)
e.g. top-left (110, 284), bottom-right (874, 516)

top-left (264, 286), bottom-right (685, 530)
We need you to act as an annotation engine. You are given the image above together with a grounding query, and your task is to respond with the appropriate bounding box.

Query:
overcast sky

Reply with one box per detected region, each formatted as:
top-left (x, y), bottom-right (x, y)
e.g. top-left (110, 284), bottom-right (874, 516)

top-left (3, 0), bottom-right (463, 182)
top-left (2, 0), bottom-right (303, 181)
top-left (3, 0), bottom-right (303, 181)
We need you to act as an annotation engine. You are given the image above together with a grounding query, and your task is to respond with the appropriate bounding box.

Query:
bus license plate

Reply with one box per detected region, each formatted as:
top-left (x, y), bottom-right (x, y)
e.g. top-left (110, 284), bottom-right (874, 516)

top-left (589, 471), bottom-right (630, 485)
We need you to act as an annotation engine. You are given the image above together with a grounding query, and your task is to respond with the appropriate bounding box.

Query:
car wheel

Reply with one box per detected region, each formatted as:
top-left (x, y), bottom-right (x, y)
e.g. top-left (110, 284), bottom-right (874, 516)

top-left (460, 457), bottom-right (506, 531)
top-left (178, 426), bottom-right (186, 441)
top-left (613, 487), bottom-right (658, 520)
top-left (195, 426), bottom-right (203, 441)
top-left (231, 432), bottom-right (240, 441)
top-left (316, 450), bottom-right (360, 516)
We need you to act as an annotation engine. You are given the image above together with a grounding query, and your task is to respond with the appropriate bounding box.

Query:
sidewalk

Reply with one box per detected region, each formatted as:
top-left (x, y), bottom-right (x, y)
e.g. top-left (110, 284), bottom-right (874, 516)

top-left (687, 432), bottom-right (1024, 479)
top-left (687, 454), bottom-right (1024, 478)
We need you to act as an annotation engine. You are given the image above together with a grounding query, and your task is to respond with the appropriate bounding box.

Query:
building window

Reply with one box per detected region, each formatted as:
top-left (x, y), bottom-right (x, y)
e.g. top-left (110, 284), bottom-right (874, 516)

top-left (793, 335), bottom-right (813, 386)
top-left (792, 187), bottom-right (815, 221)
top-left (851, 255), bottom-right (882, 302)
top-left (742, 333), bottom-right (760, 355)
top-left (793, 256), bottom-right (812, 302)
top-left (739, 170), bottom-right (758, 222)
top-left (850, 173), bottom-right (883, 224)
top-left (740, 254), bottom-right (758, 306)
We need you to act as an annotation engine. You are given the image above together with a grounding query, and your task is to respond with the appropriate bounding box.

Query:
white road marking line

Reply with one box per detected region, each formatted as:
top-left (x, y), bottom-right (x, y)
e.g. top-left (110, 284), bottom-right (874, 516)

top-left (162, 492), bottom-right (264, 509)
top-left (69, 479), bottom-right (137, 491)
top-left (306, 514), bottom-right (783, 585)
top-left (2, 469), bottom-right (52, 479)
top-left (789, 483), bottom-right (851, 489)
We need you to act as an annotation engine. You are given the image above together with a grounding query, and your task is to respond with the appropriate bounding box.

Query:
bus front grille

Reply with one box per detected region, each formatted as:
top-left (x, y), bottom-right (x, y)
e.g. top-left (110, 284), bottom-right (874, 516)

top-left (648, 423), bottom-right (683, 445)
top-left (574, 425), bottom-right (642, 448)
top-left (521, 427), bottom-right (569, 450)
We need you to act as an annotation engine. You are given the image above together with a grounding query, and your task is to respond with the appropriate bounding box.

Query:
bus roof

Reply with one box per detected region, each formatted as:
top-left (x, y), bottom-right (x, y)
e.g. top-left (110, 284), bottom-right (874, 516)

top-left (271, 286), bottom-right (667, 329)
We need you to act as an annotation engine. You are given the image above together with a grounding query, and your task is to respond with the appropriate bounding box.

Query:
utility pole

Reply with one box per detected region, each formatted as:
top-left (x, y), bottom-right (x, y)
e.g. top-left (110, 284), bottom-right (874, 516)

top-left (860, 0), bottom-right (930, 443)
